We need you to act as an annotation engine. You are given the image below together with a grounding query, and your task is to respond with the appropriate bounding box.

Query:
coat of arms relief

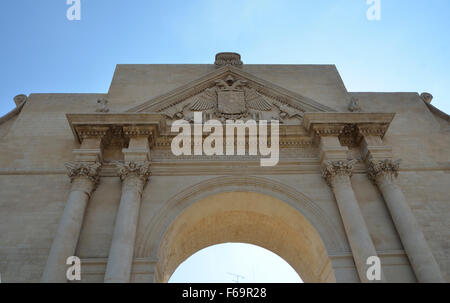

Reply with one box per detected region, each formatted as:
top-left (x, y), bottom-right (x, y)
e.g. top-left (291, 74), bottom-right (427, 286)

top-left (160, 75), bottom-right (305, 124)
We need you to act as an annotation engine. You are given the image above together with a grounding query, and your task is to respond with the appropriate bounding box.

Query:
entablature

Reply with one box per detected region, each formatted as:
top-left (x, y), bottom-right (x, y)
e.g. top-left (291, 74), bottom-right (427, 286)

top-left (66, 112), bottom-right (396, 151)
top-left (303, 112), bottom-right (395, 147)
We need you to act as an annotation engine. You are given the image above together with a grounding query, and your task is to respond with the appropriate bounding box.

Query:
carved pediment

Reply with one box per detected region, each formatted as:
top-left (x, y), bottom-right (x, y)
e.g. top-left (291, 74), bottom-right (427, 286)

top-left (126, 66), bottom-right (336, 124)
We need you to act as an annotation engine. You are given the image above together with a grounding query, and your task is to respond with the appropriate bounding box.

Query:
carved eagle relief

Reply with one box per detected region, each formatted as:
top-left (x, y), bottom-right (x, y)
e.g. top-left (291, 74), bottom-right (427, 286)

top-left (189, 75), bottom-right (273, 118)
top-left (159, 74), bottom-right (305, 123)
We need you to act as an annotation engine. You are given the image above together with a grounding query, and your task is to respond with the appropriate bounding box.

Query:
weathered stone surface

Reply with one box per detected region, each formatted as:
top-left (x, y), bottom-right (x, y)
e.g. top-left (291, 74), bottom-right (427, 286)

top-left (0, 53), bottom-right (448, 283)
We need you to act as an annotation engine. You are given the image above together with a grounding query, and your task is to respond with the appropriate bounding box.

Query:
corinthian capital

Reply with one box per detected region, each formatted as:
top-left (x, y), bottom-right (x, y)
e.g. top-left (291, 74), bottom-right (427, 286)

top-left (65, 161), bottom-right (102, 184)
top-left (322, 159), bottom-right (357, 187)
top-left (115, 161), bottom-right (151, 182)
top-left (367, 159), bottom-right (401, 183)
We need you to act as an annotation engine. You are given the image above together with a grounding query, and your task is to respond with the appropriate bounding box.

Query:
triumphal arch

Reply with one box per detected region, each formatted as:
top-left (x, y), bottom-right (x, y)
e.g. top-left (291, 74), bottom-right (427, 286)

top-left (0, 53), bottom-right (449, 283)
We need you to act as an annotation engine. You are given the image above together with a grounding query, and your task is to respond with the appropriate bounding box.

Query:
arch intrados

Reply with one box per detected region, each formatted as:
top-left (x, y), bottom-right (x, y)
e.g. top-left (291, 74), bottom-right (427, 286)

top-left (155, 191), bottom-right (336, 283)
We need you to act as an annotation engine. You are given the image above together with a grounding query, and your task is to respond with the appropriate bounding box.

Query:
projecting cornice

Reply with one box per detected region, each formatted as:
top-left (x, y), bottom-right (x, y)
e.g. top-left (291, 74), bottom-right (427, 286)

top-left (66, 113), bottom-right (167, 144)
top-left (303, 112), bottom-right (396, 146)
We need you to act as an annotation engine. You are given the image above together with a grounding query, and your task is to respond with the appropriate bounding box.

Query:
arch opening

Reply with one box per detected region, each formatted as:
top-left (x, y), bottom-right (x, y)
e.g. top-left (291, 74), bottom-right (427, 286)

top-left (169, 243), bottom-right (303, 283)
top-left (155, 191), bottom-right (336, 283)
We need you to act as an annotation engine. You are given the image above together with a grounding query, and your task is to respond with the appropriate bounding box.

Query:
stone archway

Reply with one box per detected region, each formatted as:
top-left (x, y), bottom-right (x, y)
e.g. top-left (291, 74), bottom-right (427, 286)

top-left (153, 191), bottom-right (337, 283)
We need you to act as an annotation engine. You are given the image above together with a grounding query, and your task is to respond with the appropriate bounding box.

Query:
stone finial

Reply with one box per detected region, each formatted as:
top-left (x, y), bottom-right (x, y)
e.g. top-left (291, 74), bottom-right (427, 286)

top-left (348, 97), bottom-right (361, 112)
top-left (115, 161), bottom-right (151, 182)
top-left (322, 159), bottom-right (357, 186)
top-left (367, 159), bottom-right (401, 183)
top-left (96, 98), bottom-right (110, 112)
top-left (14, 94), bottom-right (28, 107)
top-left (65, 161), bottom-right (102, 184)
top-left (214, 52), bottom-right (243, 67)
top-left (420, 93), bottom-right (433, 104)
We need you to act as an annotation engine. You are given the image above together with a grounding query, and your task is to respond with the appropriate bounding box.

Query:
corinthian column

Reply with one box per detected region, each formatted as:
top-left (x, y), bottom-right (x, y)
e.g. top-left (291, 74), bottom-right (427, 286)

top-left (323, 160), bottom-right (385, 283)
top-left (104, 161), bottom-right (151, 283)
top-left (41, 162), bottom-right (101, 283)
top-left (368, 159), bottom-right (445, 282)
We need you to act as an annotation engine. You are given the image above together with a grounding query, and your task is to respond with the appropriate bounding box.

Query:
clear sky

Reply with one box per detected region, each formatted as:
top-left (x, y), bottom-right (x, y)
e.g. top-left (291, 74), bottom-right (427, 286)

top-left (0, 0), bottom-right (449, 116)
top-left (169, 243), bottom-right (303, 283)
top-left (1, 0), bottom-right (449, 282)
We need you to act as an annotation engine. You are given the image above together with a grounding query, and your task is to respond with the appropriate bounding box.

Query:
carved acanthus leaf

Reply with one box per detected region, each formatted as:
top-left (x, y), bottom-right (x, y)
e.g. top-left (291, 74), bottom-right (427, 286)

top-left (65, 161), bottom-right (102, 184)
top-left (367, 159), bottom-right (401, 183)
top-left (115, 161), bottom-right (152, 182)
top-left (322, 159), bottom-right (357, 187)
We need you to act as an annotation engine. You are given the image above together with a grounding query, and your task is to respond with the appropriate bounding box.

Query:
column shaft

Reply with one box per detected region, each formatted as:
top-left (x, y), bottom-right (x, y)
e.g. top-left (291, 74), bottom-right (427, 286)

top-left (323, 160), bottom-right (385, 283)
top-left (41, 176), bottom-right (96, 283)
top-left (332, 177), bottom-right (385, 283)
top-left (377, 175), bottom-right (444, 282)
top-left (104, 161), bottom-right (151, 283)
top-left (104, 176), bottom-right (145, 283)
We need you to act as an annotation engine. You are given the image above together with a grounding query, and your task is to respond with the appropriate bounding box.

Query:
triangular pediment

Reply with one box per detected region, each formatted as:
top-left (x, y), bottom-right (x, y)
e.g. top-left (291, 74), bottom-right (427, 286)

top-left (126, 65), bottom-right (336, 123)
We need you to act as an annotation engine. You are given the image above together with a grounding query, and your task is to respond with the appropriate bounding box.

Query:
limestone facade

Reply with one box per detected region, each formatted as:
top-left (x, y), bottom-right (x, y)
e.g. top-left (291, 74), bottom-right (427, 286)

top-left (0, 53), bottom-right (449, 283)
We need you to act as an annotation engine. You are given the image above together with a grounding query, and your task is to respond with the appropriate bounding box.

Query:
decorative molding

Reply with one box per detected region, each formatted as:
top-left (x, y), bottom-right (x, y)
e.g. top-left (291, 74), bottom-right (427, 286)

top-left (321, 160), bottom-right (357, 187)
top-left (123, 126), bottom-right (154, 137)
top-left (115, 161), bottom-right (152, 182)
top-left (126, 65), bottom-right (336, 114)
top-left (312, 125), bottom-right (344, 137)
top-left (304, 112), bottom-right (395, 131)
top-left (64, 161), bottom-right (102, 184)
top-left (357, 124), bottom-right (389, 137)
top-left (2, 164), bottom-right (449, 177)
top-left (303, 113), bottom-right (395, 147)
top-left (76, 126), bottom-right (110, 140)
top-left (66, 113), bottom-right (166, 144)
top-left (339, 124), bottom-right (361, 147)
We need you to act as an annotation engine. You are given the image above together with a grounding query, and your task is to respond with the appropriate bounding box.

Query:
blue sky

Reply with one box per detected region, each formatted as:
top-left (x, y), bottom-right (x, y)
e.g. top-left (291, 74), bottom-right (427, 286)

top-left (0, 0), bottom-right (449, 116)
top-left (169, 243), bottom-right (303, 283)
top-left (1, 0), bottom-right (449, 282)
